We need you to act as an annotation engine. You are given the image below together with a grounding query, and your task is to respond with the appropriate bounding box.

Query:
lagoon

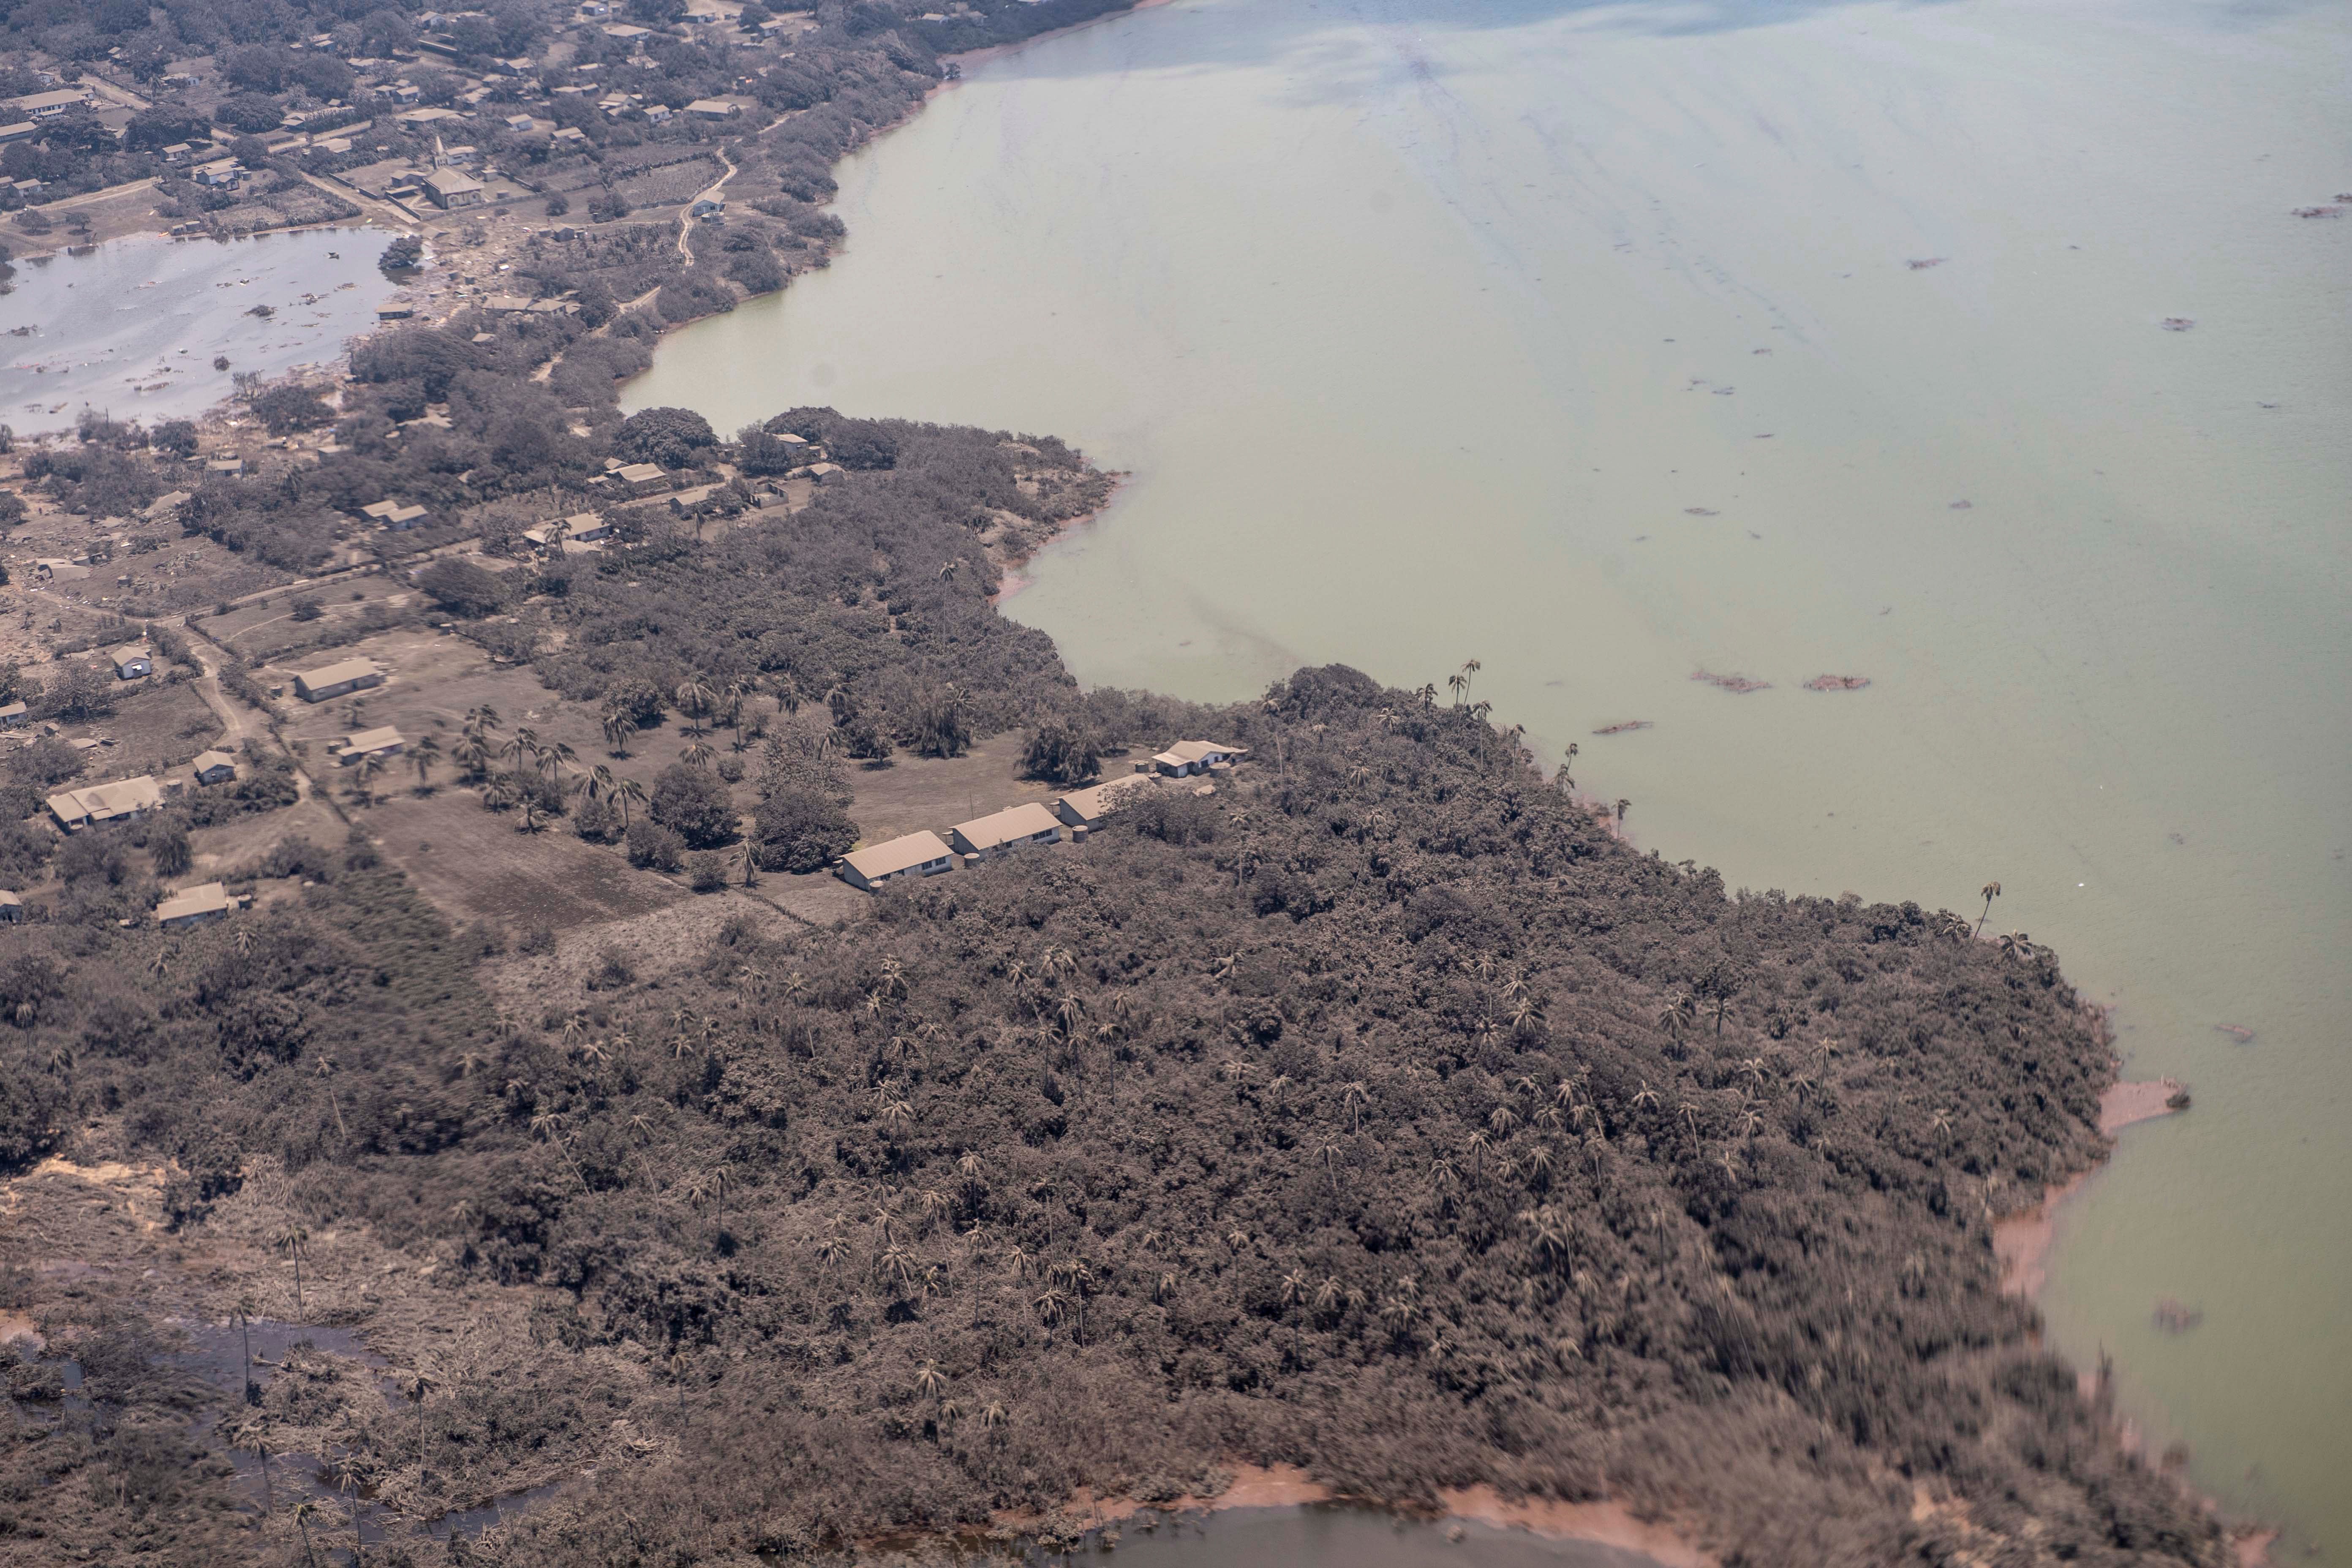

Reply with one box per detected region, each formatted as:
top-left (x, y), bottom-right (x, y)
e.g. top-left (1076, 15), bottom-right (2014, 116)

top-left (626, 0), bottom-right (2352, 1551)
top-left (1, 228), bottom-right (394, 436)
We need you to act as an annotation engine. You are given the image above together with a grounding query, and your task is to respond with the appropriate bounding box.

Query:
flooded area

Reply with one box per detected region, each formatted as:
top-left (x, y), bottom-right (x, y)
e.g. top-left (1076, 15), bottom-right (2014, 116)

top-left (626, 0), bottom-right (2350, 1553)
top-left (1, 227), bottom-right (395, 434)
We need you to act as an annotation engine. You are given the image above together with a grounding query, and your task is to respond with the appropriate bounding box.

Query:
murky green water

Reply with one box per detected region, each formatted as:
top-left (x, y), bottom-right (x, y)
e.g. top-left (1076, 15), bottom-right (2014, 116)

top-left (627, 0), bottom-right (2352, 1549)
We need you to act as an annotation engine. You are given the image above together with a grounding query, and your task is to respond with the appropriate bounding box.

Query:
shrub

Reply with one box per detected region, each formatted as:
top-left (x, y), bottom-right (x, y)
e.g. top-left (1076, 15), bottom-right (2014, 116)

top-left (686, 852), bottom-right (729, 893)
top-left (378, 234), bottom-right (424, 272)
top-left (649, 763), bottom-right (736, 848)
top-left (615, 406), bottom-right (717, 470)
top-left (416, 558), bottom-right (509, 618)
top-left (750, 785), bottom-right (855, 874)
top-left (624, 818), bottom-right (685, 871)
top-left (1021, 716), bottom-right (1099, 784)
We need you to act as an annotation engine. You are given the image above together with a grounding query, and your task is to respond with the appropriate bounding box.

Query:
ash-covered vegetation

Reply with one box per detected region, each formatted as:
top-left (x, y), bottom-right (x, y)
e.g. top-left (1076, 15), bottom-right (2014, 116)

top-left (1, 664), bottom-right (2225, 1566)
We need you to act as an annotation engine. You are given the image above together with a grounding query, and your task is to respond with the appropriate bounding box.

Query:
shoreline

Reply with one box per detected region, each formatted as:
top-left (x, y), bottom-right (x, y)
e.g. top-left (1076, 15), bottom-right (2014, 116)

top-left (1992, 1074), bottom-right (2186, 1300)
top-left (986, 1463), bottom-right (1716, 1567)
top-left (991, 472), bottom-right (1132, 607)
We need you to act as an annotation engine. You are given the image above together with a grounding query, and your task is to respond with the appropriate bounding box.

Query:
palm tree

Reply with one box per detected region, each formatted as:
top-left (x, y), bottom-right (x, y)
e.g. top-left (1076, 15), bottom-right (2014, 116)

top-left (351, 749), bottom-right (384, 807)
top-left (538, 740), bottom-right (577, 786)
top-left (502, 727), bottom-right (539, 773)
top-left (462, 704), bottom-right (501, 744)
top-left (612, 776), bottom-right (648, 828)
top-left (400, 1368), bottom-right (438, 1464)
top-left (675, 678), bottom-right (717, 737)
top-left (1976, 881), bottom-right (2002, 936)
top-left (1614, 798), bottom-right (1632, 827)
top-left (231, 1294), bottom-right (259, 1406)
top-left (1342, 1080), bottom-right (1370, 1134)
top-left (914, 1359), bottom-right (946, 1402)
top-left (1558, 741), bottom-right (1578, 793)
top-left (680, 735), bottom-right (716, 769)
top-left (1656, 992), bottom-right (1697, 1040)
top-left (291, 1500), bottom-right (324, 1568)
top-left (452, 734), bottom-right (490, 781)
top-left (278, 1223), bottom-right (310, 1320)
top-left (232, 1417), bottom-right (274, 1512)
top-left (411, 733), bottom-right (440, 792)
top-left (601, 706), bottom-right (637, 756)
top-left (723, 680), bottom-right (750, 749)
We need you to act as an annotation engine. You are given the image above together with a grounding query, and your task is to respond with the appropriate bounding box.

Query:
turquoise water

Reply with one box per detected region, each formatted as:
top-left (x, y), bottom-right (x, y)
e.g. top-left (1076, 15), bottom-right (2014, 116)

top-left (626, 0), bottom-right (2352, 1549)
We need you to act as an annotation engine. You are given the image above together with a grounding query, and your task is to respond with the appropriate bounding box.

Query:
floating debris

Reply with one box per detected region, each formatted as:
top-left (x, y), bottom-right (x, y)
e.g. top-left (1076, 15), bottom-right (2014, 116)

top-left (1949, 499), bottom-right (1973, 510)
top-left (2289, 205), bottom-right (2343, 219)
top-left (1711, 386), bottom-right (1734, 395)
top-left (1804, 675), bottom-right (1872, 691)
top-left (1692, 669), bottom-right (1771, 693)
top-left (2152, 1297), bottom-right (2204, 1334)
top-left (1592, 720), bottom-right (1652, 736)
top-left (1906, 257), bottom-right (1946, 270)
top-left (1684, 506), bottom-right (1718, 516)
top-left (2160, 317), bottom-right (2195, 331)
top-left (2213, 1023), bottom-right (2255, 1044)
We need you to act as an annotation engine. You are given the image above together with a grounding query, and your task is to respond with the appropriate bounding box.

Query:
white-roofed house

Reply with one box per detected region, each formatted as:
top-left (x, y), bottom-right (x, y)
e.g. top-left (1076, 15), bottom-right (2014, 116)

top-left (1146, 740), bottom-right (1249, 778)
top-left (947, 802), bottom-right (1062, 860)
top-left (292, 659), bottom-right (383, 702)
top-left (48, 776), bottom-right (165, 833)
top-left (332, 726), bottom-right (405, 765)
top-left (839, 830), bottom-right (955, 892)
top-left (155, 882), bottom-right (236, 928)
top-left (1054, 775), bottom-right (1157, 830)
top-left (112, 647), bottom-right (153, 680)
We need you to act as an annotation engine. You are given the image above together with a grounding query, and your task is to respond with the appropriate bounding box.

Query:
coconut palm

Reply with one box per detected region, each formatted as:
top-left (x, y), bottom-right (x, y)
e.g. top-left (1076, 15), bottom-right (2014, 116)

top-left (914, 1359), bottom-right (946, 1402)
top-left (502, 727), bottom-right (539, 772)
top-left (1342, 1080), bottom-right (1370, 1134)
top-left (231, 1293), bottom-right (259, 1406)
top-left (410, 733), bottom-right (440, 792)
top-left (601, 706), bottom-right (637, 756)
top-left (1976, 881), bottom-right (2002, 936)
top-left (1656, 993), bottom-right (1697, 1040)
top-left (680, 735), bottom-right (716, 769)
top-left (232, 1417), bottom-right (274, 1512)
top-left (462, 704), bottom-right (501, 744)
top-left (612, 776), bottom-right (648, 828)
top-left (1558, 740), bottom-right (1578, 792)
top-left (278, 1223), bottom-right (310, 1320)
top-left (351, 749), bottom-right (384, 807)
top-left (452, 734), bottom-right (490, 780)
top-left (291, 1500), bottom-right (324, 1568)
top-left (537, 740), bottom-right (577, 785)
top-left (722, 680), bottom-right (750, 749)
top-left (675, 678), bottom-right (718, 737)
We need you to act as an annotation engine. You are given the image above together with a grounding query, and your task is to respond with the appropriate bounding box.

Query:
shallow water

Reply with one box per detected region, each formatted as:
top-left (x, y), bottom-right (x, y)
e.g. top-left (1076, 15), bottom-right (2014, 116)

top-left (1, 229), bottom-right (395, 434)
top-left (626, 0), bottom-right (2352, 1550)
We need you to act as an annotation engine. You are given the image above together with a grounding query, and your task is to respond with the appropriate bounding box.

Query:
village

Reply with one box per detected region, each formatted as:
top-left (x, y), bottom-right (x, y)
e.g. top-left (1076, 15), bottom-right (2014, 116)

top-left (0, 530), bottom-right (1248, 942)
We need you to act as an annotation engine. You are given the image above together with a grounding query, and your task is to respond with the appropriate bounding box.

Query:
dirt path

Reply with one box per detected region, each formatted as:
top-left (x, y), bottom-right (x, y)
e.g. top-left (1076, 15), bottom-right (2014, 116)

top-left (42, 176), bottom-right (156, 212)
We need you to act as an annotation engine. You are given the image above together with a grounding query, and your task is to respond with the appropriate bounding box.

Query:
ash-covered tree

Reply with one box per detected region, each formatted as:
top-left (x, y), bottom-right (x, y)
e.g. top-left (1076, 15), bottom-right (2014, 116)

top-left (649, 762), bottom-right (737, 847)
top-left (416, 559), bottom-right (509, 619)
top-left (1020, 714), bottom-right (1099, 784)
top-left (615, 406), bottom-right (718, 470)
top-left (750, 786), bottom-right (856, 873)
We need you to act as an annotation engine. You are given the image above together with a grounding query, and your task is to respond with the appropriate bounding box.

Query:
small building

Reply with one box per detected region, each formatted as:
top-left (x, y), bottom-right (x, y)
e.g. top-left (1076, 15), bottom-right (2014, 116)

top-left (504, 112), bottom-right (536, 131)
top-left (1148, 739), bottom-right (1249, 778)
top-left (615, 461), bottom-right (668, 493)
top-left (155, 881), bottom-right (234, 928)
top-left (13, 87), bottom-right (93, 118)
top-left (553, 125), bottom-right (588, 145)
top-left (839, 830), bottom-right (955, 892)
top-left (47, 776), bottom-right (165, 833)
top-left (143, 490), bottom-right (191, 520)
top-left (0, 702), bottom-right (25, 727)
top-left (192, 750), bottom-right (238, 784)
top-left (193, 158), bottom-right (243, 187)
top-left (204, 455), bottom-right (245, 476)
top-left (685, 98), bottom-right (739, 121)
top-left (1055, 776), bottom-right (1157, 829)
top-left (111, 648), bottom-right (152, 681)
top-left (159, 141), bottom-right (192, 163)
top-left (423, 169), bottom-right (485, 209)
top-left (292, 658), bottom-right (383, 703)
top-left (332, 726), bottom-right (405, 765)
top-left (947, 802), bottom-right (1063, 859)
top-left (689, 197), bottom-right (724, 220)
top-left (804, 461), bottom-right (845, 486)
top-left (0, 890), bottom-right (21, 922)
top-left (376, 302), bottom-right (416, 321)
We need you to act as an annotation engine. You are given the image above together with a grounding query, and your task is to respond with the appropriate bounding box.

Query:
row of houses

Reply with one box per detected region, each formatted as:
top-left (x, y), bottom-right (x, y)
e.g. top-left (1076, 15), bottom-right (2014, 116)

top-left (838, 741), bottom-right (1247, 891)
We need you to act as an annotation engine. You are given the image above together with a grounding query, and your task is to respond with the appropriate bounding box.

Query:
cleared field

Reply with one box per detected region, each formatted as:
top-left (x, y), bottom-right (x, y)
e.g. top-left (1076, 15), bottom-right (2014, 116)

top-left (841, 732), bottom-right (1064, 844)
top-left (363, 790), bottom-right (681, 934)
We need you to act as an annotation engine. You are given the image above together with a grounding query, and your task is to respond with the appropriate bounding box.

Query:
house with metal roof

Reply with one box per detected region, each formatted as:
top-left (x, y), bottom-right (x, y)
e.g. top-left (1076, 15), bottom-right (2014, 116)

top-left (48, 776), bottom-right (165, 832)
top-left (1147, 740), bottom-right (1249, 778)
top-left (1054, 775), bottom-right (1157, 829)
top-left (839, 831), bottom-right (955, 891)
top-left (155, 882), bottom-right (236, 928)
top-left (947, 802), bottom-right (1063, 859)
top-left (112, 647), bottom-right (152, 680)
top-left (332, 726), bottom-right (405, 765)
top-left (292, 658), bottom-right (383, 702)
top-left (192, 750), bottom-right (238, 784)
